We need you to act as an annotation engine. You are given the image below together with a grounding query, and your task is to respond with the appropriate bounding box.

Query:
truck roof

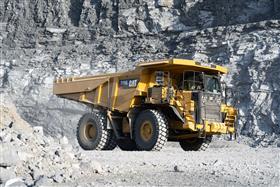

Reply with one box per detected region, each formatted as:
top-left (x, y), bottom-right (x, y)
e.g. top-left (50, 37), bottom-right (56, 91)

top-left (137, 58), bottom-right (228, 74)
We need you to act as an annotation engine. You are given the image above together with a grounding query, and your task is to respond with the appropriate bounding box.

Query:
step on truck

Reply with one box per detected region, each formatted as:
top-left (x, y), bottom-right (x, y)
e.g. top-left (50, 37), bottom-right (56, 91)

top-left (53, 58), bottom-right (238, 151)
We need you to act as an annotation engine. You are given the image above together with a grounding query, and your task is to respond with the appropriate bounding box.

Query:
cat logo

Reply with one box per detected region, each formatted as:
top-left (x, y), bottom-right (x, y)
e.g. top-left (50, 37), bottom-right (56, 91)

top-left (119, 79), bottom-right (139, 88)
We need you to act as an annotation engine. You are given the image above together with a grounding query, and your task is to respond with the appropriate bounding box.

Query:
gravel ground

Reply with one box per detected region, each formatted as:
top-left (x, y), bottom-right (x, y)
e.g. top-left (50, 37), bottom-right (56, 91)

top-left (81, 142), bottom-right (280, 187)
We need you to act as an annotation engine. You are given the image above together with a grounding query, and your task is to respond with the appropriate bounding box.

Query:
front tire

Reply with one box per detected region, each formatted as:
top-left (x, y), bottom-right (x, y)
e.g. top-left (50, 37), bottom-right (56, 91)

top-left (77, 113), bottom-right (109, 150)
top-left (133, 110), bottom-right (168, 151)
top-left (179, 135), bottom-right (212, 151)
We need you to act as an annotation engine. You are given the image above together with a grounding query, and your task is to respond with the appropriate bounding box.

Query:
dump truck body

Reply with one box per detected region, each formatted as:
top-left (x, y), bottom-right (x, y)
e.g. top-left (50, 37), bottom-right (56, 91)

top-left (54, 58), bottom-right (237, 151)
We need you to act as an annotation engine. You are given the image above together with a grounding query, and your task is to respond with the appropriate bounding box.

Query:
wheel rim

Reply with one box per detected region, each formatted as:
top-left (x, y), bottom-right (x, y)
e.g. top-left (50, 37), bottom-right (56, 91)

top-left (140, 121), bottom-right (153, 142)
top-left (84, 123), bottom-right (97, 140)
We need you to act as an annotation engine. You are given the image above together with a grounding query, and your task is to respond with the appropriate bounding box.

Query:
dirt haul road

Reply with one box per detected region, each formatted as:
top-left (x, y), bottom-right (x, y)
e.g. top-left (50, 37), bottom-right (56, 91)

top-left (80, 142), bottom-right (279, 186)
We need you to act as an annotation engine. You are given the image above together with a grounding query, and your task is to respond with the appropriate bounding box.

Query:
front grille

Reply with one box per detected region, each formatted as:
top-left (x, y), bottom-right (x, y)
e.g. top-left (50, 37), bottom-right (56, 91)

top-left (201, 93), bottom-right (222, 122)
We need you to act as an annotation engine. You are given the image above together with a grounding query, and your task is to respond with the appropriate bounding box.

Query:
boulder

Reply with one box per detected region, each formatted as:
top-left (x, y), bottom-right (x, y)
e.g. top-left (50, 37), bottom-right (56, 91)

top-left (0, 144), bottom-right (19, 167)
top-left (0, 168), bottom-right (16, 184)
top-left (4, 178), bottom-right (26, 187)
top-left (59, 136), bottom-right (69, 145)
top-left (33, 126), bottom-right (44, 136)
top-left (17, 151), bottom-right (33, 161)
top-left (34, 176), bottom-right (53, 187)
top-left (52, 173), bottom-right (64, 183)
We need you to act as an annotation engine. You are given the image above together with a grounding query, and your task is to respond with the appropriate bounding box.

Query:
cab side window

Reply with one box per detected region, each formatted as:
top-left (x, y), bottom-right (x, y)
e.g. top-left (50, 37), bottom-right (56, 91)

top-left (183, 71), bottom-right (203, 90)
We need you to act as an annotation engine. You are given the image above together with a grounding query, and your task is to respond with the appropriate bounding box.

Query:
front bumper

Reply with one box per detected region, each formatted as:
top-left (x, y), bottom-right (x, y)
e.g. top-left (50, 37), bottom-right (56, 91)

top-left (184, 120), bottom-right (235, 134)
top-left (196, 121), bottom-right (235, 134)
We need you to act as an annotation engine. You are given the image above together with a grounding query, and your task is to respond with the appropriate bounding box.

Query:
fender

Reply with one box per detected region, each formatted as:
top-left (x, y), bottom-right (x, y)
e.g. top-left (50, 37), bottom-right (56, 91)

top-left (168, 106), bottom-right (185, 123)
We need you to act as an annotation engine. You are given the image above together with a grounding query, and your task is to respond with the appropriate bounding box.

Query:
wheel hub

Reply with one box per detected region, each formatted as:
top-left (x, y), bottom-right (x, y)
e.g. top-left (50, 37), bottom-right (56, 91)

top-left (85, 123), bottom-right (97, 140)
top-left (140, 121), bottom-right (153, 142)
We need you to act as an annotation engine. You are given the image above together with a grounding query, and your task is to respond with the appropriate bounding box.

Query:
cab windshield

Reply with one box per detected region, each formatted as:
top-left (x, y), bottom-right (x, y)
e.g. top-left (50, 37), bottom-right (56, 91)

top-left (204, 75), bottom-right (221, 93)
top-left (180, 71), bottom-right (221, 93)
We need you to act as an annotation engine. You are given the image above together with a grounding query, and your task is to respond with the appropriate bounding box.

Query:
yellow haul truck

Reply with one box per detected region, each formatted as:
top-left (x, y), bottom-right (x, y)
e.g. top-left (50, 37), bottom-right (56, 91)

top-left (53, 58), bottom-right (237, 151)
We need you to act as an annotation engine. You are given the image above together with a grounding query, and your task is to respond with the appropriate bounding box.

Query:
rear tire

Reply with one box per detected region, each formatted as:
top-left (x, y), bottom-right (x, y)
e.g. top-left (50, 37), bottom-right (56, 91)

top-left (102, 130), bottom-right (117, 150)
top-left (133, 109), bottom-right (168, 151)
top-left (179, 135), bottom-right (212, 151)
top-left (117, 139), bottom-right (138, 151)
top-left (77, 113), bottom-right (108, 150)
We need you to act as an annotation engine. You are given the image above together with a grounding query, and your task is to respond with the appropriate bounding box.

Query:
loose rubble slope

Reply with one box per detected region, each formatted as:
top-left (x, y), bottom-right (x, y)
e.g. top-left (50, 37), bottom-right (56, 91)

top-left (0, 103), bottom-right (104, 186)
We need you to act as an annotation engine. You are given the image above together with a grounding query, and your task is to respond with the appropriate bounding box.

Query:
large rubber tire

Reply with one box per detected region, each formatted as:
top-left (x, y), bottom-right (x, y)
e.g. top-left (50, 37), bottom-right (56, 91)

top-left (117, 139), bottom-right (138, 151)
top-left (77, 113), bottom-right (109, 150)
top-left (133, 109), bottom-right (168, 151)
top-left (179, 135), bottom-right (212, 151)
top-left (102, 130), bottom-right (117, 150)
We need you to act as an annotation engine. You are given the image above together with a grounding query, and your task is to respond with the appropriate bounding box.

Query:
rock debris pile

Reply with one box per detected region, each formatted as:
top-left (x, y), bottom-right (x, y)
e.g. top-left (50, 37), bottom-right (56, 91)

top-left (0, 104), bottom-right (103, 186)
